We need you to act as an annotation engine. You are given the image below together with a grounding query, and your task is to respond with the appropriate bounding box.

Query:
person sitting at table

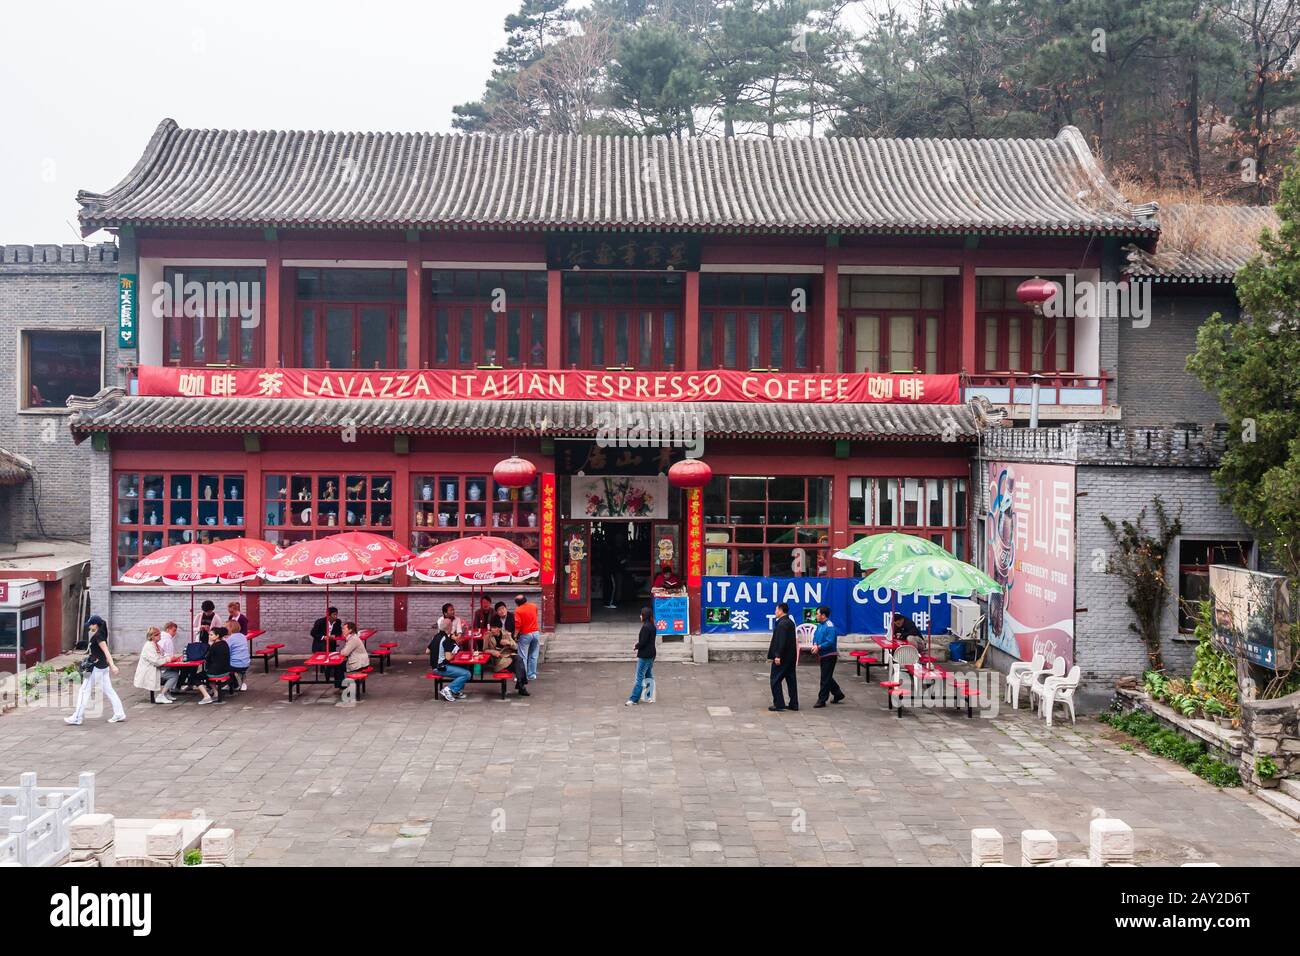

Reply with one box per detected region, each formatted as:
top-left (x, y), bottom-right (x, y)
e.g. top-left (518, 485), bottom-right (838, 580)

top-left (333, 621), bottom-right (370, 690)
top-left (471, 595), bottom-right (495, 631)
top-left (494, 601), bottom-right (514, 637)
top-left (225, 618), bottom-right (251, 693)
top-left (892, 612), bottom-right (925, 649)
top-left (192, 599), bottom-right (220, 640)
top-left (483, 620), bottom-right (528, 696)
top-left (227, 601), bottom-right (249, 636)
top-left (196, 627), bottom-right (232, 705)
top-left (437, 602), bottom-right (464, 637)
top-left (133, 626), bottom-right (172, 704)
top-left (157, 621), bottom-right (183, 698)
top-left (311, 607), bottom-right (342, 653)
top-left (652, 561), bottom-right (682, 591)
top-left (429, 621), bottom-right (471, 703)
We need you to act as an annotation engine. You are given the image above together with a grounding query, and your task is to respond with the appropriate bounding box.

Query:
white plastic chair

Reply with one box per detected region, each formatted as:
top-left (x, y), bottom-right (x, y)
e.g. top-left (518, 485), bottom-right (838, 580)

top-left (1039, 666), bottom-right (1081, 727)
top-left (1005, 653), bottom-right (1045, 708)
top-left (891, 642), bottom-right (921, 696)
top-left (795, 622), bottom-right (817, 664)
top-left (1029, 656), bottom-right (1066, 714)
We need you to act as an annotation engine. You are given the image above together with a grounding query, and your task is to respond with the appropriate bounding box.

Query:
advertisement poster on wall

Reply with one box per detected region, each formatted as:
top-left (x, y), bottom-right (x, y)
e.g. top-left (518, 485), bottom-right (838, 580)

top-left (1209, 565), bottom-right (1294, 670)
top-left (701, 576), bottom-right (949, 636)
top-left (985, 461), bottom-right (1075, 667)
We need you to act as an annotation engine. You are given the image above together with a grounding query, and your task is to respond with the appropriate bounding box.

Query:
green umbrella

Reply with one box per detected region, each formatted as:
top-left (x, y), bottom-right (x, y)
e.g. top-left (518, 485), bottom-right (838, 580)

top-left (858, 553), bottom-right (1001, 598)
top-left (834, 532), bottom-right (949, 568)
top-left (857, 553), bottom-right (1001, 655)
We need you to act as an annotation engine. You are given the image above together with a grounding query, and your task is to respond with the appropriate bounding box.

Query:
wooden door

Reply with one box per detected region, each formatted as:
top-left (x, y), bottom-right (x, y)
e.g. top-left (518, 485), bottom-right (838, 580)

top-left (559, 521), bottom-right (591, 623)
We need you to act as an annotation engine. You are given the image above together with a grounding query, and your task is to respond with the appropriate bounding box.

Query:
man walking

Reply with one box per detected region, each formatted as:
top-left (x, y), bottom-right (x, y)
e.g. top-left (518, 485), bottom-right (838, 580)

top-left (811, 604), bottom-right (846, 708)
top-left (767, 602), bottom-right (799, 712)
top-left (513, 594), bottom-right (541, 681)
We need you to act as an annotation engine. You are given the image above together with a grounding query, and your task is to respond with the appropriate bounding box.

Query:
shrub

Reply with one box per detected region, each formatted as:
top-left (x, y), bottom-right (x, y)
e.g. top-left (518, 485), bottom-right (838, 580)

top-left (1102, 707), bottom-right (1240, 787)
top-left (1255, 756), bottom-right (1280, 780)
top-left (184, 849), bottom-right (202, 866)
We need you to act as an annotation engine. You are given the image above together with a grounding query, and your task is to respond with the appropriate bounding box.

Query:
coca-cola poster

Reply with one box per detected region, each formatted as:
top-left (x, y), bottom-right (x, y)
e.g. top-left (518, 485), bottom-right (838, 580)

top-left (985, 461), bottom-right (1075, 668)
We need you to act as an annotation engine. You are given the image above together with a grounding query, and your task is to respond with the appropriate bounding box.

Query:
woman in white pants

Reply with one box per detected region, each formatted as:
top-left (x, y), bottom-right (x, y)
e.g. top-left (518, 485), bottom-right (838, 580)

top-left (66, 618), bottom-right (125, 725)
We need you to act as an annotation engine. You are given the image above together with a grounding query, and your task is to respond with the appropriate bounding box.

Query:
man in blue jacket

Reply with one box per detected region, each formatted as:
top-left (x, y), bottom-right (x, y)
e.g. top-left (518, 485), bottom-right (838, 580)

top-left (811, 604), bottom-right (846, 708)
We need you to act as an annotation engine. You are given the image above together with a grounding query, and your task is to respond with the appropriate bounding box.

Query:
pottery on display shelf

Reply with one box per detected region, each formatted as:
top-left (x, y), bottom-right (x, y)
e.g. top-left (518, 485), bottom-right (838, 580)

top-left (444, 482), bottom-right (456, 501)
top-left (496, 486), bottom-right (509, 501)
top-left (521, 485), bottom-right (535, 501)
top-left (527, 511), bottom-right (538, 527)
top-left (468, 483), bottom-right (482, 502)
top-left (228, 486), bottom-right (240, 500)
top-left (421, 482), bottom-right (433, 502)
top-left (438, 513), bottom-right (450, 527)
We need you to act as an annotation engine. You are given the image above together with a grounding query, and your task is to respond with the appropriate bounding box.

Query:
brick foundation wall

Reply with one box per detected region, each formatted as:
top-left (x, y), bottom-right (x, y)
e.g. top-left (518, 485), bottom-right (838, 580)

top-left (0, 243), bottom-right (120, 543)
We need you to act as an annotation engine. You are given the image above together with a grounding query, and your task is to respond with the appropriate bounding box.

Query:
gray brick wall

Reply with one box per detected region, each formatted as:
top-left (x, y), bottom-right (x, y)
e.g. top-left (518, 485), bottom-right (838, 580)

top-left (1075, 466), bottom-right (1250, 683)
top-left (0, 243), bottom-right (120, 543)
top-left (1119, 286), bottom-right (1238, 426)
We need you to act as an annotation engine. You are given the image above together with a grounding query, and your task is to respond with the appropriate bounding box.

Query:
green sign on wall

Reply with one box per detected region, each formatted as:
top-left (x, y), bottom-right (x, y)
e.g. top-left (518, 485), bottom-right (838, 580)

top-left (118, 274), bottom-right (137, 349)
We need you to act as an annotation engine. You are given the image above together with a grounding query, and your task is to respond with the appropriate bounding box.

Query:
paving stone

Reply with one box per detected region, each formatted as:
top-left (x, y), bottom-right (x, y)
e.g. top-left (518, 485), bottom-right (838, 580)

top-left (6, 661), bottom-right (1300, 866)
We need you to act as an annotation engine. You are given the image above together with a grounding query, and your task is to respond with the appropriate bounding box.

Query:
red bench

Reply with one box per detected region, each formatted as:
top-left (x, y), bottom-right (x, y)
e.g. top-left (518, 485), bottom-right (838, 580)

top-left (850, 649), bottom-right (883, 681)
top-left (879, 680), bottom-right (910, 717)
top-left (280, 671), bottom-right (302, 701)
top-left (368, 646), bottom-right (394, 673)
top-left (425, 670), bottom-right (513, 700)
top-left (344, 671), bottom-right (369, 699)
top-left (205, 673), bottom-right (232, 703)
top-left (252, 643), bottom-right (286, 672)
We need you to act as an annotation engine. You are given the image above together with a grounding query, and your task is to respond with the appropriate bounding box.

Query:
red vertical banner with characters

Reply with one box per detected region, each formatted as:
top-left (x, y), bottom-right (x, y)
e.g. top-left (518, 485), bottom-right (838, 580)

top-left (685, 488), bottom-right (704, 587)
top-left (985, 461), bottom-right (1075, 667)
top-left (539, 473), bottom-right (557, 586)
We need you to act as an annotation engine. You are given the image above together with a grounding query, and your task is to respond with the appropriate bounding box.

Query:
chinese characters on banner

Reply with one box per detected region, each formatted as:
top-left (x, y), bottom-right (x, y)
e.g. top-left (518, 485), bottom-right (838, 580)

top-left (546, 234), bottom-right (701, 271)
top-left (686, 487), bottom-right (703, 587)
top-left (118, 275), bottom-right (137, 349)
top-left (137, 366), bottom-right (963, 406)
top-left (539, 474), bottom-right (556, 586)
top-left (985, 461), bottom-right (1075, 667)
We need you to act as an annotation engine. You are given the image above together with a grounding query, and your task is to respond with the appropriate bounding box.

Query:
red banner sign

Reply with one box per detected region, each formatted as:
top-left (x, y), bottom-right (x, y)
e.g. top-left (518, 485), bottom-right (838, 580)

top-left (137, 366), bottom-right (961, 405)
top-left (686, 487), bottom-right (704, 588)
top-left (539, 473), bottom-right (557, 587)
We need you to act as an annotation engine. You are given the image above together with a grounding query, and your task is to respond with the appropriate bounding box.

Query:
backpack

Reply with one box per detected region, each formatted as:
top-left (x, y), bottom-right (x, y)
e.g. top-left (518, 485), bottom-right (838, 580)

top-left (183, 641), bottom-right (208, 663)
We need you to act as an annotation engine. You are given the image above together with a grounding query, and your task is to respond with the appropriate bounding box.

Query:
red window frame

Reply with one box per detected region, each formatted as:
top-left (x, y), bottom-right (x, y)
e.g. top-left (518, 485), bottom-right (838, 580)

top-left (113, 471), bottom-right (248, 582)
top-left (291, 303), bottom-right (404, 369)
top-left (428, 305), bottom-right (547, 369)
top-left (976, 276), bottom-right (1074, 373)
top-left (699, 309), bottom-right (811, 371)
top-left (411, 474), bottom-right (541, 557)
top-left (263, 472), bottom-right (395, 547)
top-left (847, 476), bottom-right (969, 560)
top-left (563, 308), bottom-right (680, 370)
top-left (702, 476), bottom-right (831, 576)
top-left (840, 312), bottom-right (944, 374)
top-left (160, 264), bottom-right (266, 368)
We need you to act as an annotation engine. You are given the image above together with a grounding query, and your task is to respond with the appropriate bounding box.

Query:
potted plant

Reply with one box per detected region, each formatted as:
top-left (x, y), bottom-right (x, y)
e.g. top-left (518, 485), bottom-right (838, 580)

top-left (1255, 756), bottom-right (1281, 788)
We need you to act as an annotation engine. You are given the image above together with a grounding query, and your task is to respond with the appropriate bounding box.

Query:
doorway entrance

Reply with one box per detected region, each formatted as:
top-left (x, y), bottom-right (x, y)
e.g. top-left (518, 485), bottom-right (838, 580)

top-left (558, 519), bottom-right (682, 625)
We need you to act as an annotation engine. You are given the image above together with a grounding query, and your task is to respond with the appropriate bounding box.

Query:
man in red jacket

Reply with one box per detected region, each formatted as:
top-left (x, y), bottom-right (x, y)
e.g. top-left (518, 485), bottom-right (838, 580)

top-left (513, 594), bottom-right (541, 681)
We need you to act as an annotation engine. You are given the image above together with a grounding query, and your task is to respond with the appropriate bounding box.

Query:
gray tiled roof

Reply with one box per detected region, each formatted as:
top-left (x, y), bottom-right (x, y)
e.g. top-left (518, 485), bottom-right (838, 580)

top-left (0, 448), bottom-right (32, 486)
top-left (68, 391), bottom-right (987, 442)
top-left (77, 119), bottom-right (1155, 236)
top-left (1125, 203), bottom-right (1278, 281)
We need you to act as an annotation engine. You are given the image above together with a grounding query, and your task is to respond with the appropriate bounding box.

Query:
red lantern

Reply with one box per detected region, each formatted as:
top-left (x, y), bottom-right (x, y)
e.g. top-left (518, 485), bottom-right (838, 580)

top-left (668, 458), bottom-right (713, 489)
top-left (1015, 277), bottom-right (1058, 310)
top-left (493, 456), bottom-right (537, 488)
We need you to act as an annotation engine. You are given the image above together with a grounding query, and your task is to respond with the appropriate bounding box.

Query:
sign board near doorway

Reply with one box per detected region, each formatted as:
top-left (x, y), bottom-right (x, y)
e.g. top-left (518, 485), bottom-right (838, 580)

top-left (701, 576), bottom-right (949, 636)
top-left (572, 475), bottom-right (668, 520)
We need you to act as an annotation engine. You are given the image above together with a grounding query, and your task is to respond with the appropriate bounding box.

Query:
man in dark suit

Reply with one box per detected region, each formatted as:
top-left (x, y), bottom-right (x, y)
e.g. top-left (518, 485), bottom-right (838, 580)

top-left (311, 607), bottom-right (342, 653)
top-left (767, 602), bottom-right (799, 712)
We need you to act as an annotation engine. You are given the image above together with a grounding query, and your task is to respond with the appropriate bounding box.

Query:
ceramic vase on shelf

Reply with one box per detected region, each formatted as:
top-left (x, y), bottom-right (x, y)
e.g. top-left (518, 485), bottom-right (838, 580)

top-left (422, 481), bottom-right (433, 502)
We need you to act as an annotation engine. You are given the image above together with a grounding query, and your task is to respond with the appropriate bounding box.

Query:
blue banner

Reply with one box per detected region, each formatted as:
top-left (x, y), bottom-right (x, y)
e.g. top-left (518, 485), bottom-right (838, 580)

top-left (701, 576), bottom-right (949, 636)
top-left (654, 594), bottom-right (689, 636)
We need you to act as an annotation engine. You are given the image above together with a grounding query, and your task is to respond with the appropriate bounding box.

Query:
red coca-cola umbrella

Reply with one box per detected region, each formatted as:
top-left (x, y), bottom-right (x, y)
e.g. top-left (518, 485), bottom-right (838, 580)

top-left (263, 535), bottom-right (404, 636)
top-left (210, 537), bottom-right (280, 569)
top-left (120, 543), bottom-right (261, 626)
top-left (322, 531), bottom-right (414, 568)
top-left (408, 535), bottom-right (540, 585)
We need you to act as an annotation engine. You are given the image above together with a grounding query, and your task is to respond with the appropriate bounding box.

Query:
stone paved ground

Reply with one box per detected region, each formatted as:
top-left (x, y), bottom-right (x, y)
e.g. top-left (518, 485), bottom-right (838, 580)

top-left (3, 660), bottom-right (1299, 866)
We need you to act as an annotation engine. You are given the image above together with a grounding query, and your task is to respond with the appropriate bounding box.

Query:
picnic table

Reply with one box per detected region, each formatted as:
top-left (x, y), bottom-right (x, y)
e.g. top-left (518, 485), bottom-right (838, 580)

top-left (158, 658), bottom-right (236, 703)
top-left (426, 650), bottom-right (514, 700)
top-left (302, 652), bottom-right (346, 684)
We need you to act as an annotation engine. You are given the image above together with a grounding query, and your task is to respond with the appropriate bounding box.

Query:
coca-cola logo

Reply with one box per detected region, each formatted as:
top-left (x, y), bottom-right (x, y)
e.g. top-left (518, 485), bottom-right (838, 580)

top-left (314, 552), bottom-right (351, 567)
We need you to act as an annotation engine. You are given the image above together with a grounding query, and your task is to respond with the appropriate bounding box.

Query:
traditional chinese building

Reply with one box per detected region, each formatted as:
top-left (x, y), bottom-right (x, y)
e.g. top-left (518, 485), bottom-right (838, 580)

top-left (67, 118), bottom-right (1161, 649)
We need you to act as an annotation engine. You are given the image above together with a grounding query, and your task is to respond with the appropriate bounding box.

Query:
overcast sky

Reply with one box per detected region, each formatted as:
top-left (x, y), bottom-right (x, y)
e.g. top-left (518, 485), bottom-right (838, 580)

top-left (0, 0), bottom-right (525, 245)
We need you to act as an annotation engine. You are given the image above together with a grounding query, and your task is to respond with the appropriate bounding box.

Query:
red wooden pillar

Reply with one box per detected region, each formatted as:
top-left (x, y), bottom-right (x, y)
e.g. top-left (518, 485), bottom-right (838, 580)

top-left (539, 472), bottom-right (558, 629)
top-left (682, 270), bottom-right (700, 370)
top-left (829, 459), bottom-right (851, 578)
top-left (546, 270), bottom-right (562, 367)
top-left (264, 242), bottom-right (282, 366)
top-left (405, 242), bottom-right (423, 369)
top-left (960, 252), bottom-right (977, 374)
top-left (821, 246), bottom-right (839, 373)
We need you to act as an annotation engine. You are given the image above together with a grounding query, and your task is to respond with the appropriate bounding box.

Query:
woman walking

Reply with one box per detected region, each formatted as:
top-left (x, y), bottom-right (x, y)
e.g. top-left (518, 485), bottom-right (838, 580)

top-left (625, 607), bottom-right (657, 706)
top-left (66, 617), bottom-right (125, 725)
